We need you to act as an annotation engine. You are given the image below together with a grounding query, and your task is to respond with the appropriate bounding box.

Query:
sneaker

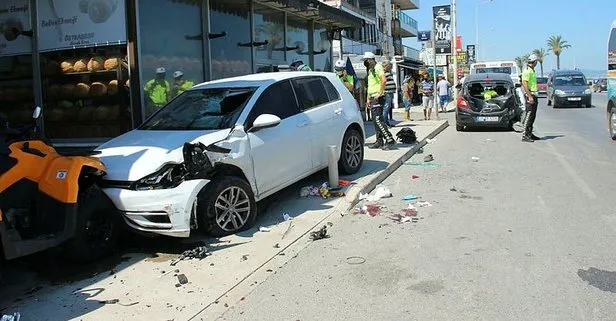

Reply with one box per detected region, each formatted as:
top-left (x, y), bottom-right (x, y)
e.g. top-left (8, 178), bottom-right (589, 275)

top-left (382, 141), bottom-right (395, 150)
top-left (531, 134), bottom-right (541, 140)
top-left (522, 136), bottom-right (534, 142)
top-left (369, 142), bottom-right (383, 149)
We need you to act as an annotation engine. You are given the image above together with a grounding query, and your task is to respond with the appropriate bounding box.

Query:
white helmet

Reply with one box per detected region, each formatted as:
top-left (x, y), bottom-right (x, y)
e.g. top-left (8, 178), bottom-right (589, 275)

top-left (156, 67), bottom-right (166, 74)
top-left (527, 54), bottom-right (538, 62)
top-left (334, 59), bottom-right (346, 71)
top-left (362, 52), bottom-right (376, 60)
top-left (173, 71), bottom-right (184, 78)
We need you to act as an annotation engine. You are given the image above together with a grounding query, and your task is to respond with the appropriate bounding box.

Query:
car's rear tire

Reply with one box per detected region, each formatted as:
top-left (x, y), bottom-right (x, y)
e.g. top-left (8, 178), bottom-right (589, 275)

top-left (199, 176), bottom-right (257, 237)
top-left (456, 123), bottom-right (464, 131)
top-left (338, 128), bottom-right (364, 175)
top-left (609, 107), bottom-right (616, 141)
top-left (65, 185), bottom-right (122, 262)
top-left (547, 98), bottom-right (552, 106)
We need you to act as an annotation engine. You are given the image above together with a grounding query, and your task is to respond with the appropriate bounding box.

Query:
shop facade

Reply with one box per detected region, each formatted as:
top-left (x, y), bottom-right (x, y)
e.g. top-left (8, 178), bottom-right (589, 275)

top-left (0, 0), bottom-right (360, 147)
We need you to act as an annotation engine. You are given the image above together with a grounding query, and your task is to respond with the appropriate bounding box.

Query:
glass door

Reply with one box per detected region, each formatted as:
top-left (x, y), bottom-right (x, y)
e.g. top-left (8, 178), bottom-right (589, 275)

top-left (253, 3), bottom-right (286, 72)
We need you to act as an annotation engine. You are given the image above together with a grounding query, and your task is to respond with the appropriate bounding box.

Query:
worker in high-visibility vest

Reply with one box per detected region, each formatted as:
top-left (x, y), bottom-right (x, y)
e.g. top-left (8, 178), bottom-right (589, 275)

top-left (334, 60), bottom-right (354, 92)
top-left (143, 67), bottom-right (170, 115)
top-left (171, 71), bottom-right (195, 97)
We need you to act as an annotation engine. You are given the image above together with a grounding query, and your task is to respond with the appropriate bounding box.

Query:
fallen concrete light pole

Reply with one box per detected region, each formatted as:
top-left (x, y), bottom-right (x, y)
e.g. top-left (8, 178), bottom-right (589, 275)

top-left (328, 145), bottom-right (339, 189)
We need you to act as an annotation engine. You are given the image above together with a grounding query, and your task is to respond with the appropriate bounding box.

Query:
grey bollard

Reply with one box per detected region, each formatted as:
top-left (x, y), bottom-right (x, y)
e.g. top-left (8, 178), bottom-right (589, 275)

top-left (327, 145), bottom-right (339, 189)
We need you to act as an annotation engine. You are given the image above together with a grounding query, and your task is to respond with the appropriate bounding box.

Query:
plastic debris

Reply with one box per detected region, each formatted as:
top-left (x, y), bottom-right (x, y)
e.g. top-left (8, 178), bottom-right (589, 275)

top-left (354, 204), bottom-right (382, 216)
top-left (471, 157), bottom-right (480, 162)
top-left (282, 213), bottom-right (292, 221)
top-left (301, 182), bottom-right (346, 198)
top-left (170, 246), bottom-right (211, 266)
top-left (338, 179), bottom-right (354, 187)
top-left (300, 185), bottom-right (319, 197)
top-left (346, 256), bottom-right (366, 265)
top-left (486, 138), bottom-right (495, 142)
top-left (426, 138), bottom-right (437, 144)
top-left (259, 226), bottom-right (271, 232)
top-left (241, 255), bottom-right (249, 262)
top-left (402, 195), bottom-right (418, 201)
top-left (1, 313), bottom-right (20, 321)
top-left (423, 154), bottom-right (434, 162)
top-left (416, 201), bottom-right (432, 207)
top-left (360, 185), bottom-right (392, 202)
top-left (310, 225), bottom-right (329, 241)
top-left (177, 274), bottom-right (189, 285)
top-left (404, 161), bottom-right (440, 168)
top-left (97, 299), bottom-right (139, 307)
top-left (411, 175), bottom-right (420, 179)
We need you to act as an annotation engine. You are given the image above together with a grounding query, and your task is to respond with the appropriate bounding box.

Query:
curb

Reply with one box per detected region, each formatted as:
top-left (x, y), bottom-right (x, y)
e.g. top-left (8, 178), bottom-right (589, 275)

top-left (345, 120), bottom-right (450, 211)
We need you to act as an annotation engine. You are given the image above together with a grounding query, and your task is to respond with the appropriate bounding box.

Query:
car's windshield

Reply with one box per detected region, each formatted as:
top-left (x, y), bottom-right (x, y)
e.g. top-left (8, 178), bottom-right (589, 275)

top-left (475, 67), bottom-right (512, 74)
top-left (554, 75), bottom-right (586, 86)
top-left (140, 87), bottom-right (257, 130)
top-left (537, 77), bottom-right (548, 84)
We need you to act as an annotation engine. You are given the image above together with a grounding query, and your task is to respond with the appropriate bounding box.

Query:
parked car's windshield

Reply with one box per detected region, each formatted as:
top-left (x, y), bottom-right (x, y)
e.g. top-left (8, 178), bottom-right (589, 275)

top-left (140, 87), bottom-right (257, 130)
top-left (537, 77), bottom-right (548, 84)
top-left (475, 67), bottom-right (512, 74)
top-left (554, 75), bottom-right (586, 86)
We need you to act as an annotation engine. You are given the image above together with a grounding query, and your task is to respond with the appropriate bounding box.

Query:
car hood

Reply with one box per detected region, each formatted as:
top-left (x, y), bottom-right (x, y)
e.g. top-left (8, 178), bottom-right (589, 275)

top-left (554, 85), bottom-right (588, 93)
top-left (95, 129), bottom-right (231, 181)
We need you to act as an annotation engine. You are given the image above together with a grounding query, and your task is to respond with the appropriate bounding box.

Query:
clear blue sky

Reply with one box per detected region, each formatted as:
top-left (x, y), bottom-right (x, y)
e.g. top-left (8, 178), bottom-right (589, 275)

top-left (402, 0), bottom-right (614, 71)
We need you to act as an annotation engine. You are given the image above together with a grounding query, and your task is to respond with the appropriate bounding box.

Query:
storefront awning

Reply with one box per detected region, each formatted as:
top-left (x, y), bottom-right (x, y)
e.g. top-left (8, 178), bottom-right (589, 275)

top-left (257, 0), bottom-right (362, 29)
top-left (398, 58), bottom-right (423, 70)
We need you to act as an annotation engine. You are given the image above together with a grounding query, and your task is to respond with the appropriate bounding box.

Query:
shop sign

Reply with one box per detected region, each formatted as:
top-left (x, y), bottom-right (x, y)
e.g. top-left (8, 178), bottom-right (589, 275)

top-left (432, 5), bottom-right (451, 54)
top-left (447, 51), bottom-right (467, 65)
top-left (37, 0), bottom-right (127, 52)
top-left (420, 48), bottom-right (447, 66)
top-left (0, 0), bottom-right (32, 57)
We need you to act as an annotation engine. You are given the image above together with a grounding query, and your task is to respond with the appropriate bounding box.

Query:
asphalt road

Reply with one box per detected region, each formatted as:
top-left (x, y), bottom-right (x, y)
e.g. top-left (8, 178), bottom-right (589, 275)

top-left (219, 93), bottom-right (616, 321)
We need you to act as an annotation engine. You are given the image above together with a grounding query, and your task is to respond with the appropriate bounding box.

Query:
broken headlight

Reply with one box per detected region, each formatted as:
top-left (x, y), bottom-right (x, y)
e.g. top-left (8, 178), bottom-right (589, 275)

top-left (134, 164), bottom-right (185, 190)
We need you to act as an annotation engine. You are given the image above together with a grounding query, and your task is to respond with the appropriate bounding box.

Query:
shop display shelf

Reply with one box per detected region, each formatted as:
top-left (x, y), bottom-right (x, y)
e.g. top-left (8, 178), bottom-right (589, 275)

top-left (59, 69), bottom-right (118, 76)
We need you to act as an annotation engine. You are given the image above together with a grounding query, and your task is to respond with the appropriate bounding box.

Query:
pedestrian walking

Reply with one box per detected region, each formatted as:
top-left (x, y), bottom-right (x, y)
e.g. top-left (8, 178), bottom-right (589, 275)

top-left (521, 54), bottom-right (541, 142)
top-left (363, 52), bottom-right (395, 150)
top-left (420, 73), bottom-right (435, 120)
top-left (436, 74), bottom-right (451, 113)
top-left (382, 61), bottom-right (396, 126)
top-left (401, 75), bottom-right (413, 120)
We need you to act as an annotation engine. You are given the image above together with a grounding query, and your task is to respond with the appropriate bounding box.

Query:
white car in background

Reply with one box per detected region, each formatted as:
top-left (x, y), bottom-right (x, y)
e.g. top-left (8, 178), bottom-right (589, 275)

top-left (95, 72), bottom-right (365, 237)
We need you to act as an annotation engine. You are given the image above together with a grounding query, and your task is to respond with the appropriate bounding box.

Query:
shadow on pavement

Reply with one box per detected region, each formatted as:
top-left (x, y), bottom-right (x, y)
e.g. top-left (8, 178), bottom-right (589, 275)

top-left (540, 135), bottom-right (565, 140)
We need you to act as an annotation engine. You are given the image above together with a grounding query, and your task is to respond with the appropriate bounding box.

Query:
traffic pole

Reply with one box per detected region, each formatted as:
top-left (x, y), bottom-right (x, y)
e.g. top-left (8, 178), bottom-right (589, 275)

top-left (452, 0), bottom-right (458, 101)
top-left (432, 20), bottom-right (438, 120)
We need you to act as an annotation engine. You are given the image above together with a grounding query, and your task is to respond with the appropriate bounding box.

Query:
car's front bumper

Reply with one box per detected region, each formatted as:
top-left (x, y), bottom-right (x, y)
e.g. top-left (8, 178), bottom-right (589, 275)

top-left (457, 107), bottom-right (517, 128)
top-left (554, 94), bottom-right (591, 107)
top-left (102, 179), bottom-right (209, 237)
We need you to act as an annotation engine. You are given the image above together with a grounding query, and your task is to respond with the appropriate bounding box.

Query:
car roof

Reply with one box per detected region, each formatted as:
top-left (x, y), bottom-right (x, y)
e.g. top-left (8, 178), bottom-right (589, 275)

top-left (464, 73), bottom-right (513, 83)
top-left (191, 71), bottom-right (334, 90)
top-left (551, 69), bottom-right (584, 76)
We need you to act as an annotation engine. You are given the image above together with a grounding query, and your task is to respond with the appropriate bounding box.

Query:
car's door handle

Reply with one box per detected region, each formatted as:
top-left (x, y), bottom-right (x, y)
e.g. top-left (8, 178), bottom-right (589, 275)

top-left (297, 121), bottom-right (309, 127)
top-left (334, 108), bottom-right (343, 114)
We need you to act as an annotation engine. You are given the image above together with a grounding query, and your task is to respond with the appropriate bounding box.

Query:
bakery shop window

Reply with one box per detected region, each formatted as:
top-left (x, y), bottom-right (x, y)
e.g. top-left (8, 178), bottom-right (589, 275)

top-left (313, 24), bottom-right (333, 72)
top-left (210, 0), bottom-right (252, 80)
top-left (0, 55), bottom-right (34, 127)
top-left (40, 45), bottom-right (131, 139)
top-left (138, 0), bottom-right (204, 118)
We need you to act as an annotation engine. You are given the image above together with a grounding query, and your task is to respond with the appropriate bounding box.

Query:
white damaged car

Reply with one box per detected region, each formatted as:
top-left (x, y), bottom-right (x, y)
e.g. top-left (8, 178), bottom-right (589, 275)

top-left (96, 72), bottom-right (365, 237)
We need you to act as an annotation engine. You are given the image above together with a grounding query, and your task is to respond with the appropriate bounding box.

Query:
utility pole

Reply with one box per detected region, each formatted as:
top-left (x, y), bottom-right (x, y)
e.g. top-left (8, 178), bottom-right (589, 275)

top-left (452, 0), bottom-right (458, 100)
top-left (432, 12), bottom-right (438, 120)
top-left (382, 0), bottom-right (390, 58)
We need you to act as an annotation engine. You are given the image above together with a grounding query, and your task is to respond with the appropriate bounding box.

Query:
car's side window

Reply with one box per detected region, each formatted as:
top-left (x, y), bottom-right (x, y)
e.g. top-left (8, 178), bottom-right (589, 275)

top-left (245, 80), bottom-right (300, 129)
top-left (292, 77), bottom-right (331, 111)
top-left (322, 78), bottom-right (341, 101)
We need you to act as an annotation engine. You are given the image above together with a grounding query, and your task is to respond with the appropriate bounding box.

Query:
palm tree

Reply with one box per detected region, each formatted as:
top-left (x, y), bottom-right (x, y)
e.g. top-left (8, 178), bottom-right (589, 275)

top-left (547, 35), bottom-right (571, 70)
top-left (532, 48), bottom-right (549, 76)
top-left (256, 22), bottom-right (284, 59)
top-left (515, 53), bottom-right (531, 71)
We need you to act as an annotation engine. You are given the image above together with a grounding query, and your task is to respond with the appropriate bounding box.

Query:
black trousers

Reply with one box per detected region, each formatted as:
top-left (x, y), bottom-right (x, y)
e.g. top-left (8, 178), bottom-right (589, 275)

top-left (523, 94), bottom-right (538, 137)
top-left (370, 97), bottom-right (394, 144)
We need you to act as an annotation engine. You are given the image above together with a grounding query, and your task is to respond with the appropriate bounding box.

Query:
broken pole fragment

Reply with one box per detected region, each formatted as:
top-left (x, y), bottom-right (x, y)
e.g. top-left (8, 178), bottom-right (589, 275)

top-left (328, 145), bottom-right (339, 189)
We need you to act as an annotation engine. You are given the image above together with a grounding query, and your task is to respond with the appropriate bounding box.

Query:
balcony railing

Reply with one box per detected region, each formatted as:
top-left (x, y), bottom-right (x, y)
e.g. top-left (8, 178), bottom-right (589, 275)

top-left (391, 0), bottom-right (420, 10)
top-left (339, 36), bottom-right (378, 56)
top-left (399, 11), bottom-right (417, 30)
top-left (394, 43), bottom-right (420, 60)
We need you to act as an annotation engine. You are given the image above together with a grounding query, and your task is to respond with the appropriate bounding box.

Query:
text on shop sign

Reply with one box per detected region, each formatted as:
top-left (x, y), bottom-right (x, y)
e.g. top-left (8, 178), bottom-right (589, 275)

top-left (0, 4), bottom-right (28, 15)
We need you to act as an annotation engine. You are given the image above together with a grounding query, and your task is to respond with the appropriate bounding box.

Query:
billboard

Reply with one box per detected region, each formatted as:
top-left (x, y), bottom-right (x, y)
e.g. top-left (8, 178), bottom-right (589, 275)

top-left (432, 5), bottom-right (451, 54)
top-left (467, 45), bottom-right (476, 65)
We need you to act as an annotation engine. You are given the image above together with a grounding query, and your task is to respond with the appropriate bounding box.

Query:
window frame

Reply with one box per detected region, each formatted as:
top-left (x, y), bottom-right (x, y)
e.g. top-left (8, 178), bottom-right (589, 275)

top-left (291, 76), bottom-right (336, 112)
top-left (244, 79), bottom-right (301, 130)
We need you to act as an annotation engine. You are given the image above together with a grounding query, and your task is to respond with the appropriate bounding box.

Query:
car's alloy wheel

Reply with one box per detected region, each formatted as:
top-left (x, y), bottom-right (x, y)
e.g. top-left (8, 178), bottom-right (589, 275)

top-left (609, 108), bottom-right (616, 141)
top-left (339, 128), bottom-right (364, 175)
top-left (200, 176), bottom-right (257, 236)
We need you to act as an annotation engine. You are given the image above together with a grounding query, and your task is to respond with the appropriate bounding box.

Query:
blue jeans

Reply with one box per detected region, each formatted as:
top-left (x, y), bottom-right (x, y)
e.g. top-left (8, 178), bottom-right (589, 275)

top-left (403, 98), bottom-right (411, 112)
top-left (382, 92), bottom-right (394, 124)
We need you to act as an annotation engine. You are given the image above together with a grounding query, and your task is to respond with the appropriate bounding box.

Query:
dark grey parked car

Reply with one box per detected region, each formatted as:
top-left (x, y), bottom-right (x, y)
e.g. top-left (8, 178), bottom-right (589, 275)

top-left (455, 73), bottom-right (523, 131)
top-left (547, 70), bottom-right (592, 108)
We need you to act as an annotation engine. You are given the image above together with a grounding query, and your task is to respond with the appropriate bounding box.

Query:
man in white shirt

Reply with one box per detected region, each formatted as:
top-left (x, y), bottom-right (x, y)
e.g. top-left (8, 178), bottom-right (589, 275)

top-left (436, 75), bottom-right (451, 112)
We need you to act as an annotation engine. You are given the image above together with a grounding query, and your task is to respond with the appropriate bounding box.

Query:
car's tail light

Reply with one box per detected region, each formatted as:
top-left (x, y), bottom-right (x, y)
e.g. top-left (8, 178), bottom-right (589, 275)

top-left (457, 96), bottom-right (470, 109)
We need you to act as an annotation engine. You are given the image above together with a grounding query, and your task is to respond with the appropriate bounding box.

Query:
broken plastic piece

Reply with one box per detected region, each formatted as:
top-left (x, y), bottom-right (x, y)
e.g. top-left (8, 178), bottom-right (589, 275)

top-left (426, 138), bottom-right (437, 144)
top-left (411, 175), bottom-right (419, 179)
top-left (338, 179), bottom-right (354, 186)
top-left (402, 195), bottom-right (418, 200)
top-left (259, 226), bottom-right (271, 232)
top-left (310, 226), bottom-right (329, 240)
top-left (416, 201), bottom-right (432, 207)
top-left (282, 213), bottom-right (291, 221)
top-left (404, 161), bottom-right (440, 168)
top-left (471, 157), bottom-right (480, 162)
top-left (170, 246), bottom-right (211, 266)
top-left (177, 274), bottom-right (189, 285)
top-left (423, 154), bottom-right (434, 162)
top-left (1, 313), bottom-right (20, 321)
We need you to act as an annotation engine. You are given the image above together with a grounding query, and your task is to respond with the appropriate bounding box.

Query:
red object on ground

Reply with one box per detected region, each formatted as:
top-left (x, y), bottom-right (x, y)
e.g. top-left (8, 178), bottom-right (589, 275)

top-left (411, 175), bottom-right (419, 179)
top-left (240, 296), bottom-right (245, 301)
top-left (338, 179), bottom-right (353, 186)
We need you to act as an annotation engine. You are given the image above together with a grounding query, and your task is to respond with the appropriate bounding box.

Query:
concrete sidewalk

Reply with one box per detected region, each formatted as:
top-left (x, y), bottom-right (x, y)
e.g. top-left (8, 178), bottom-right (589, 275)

top-left (0, 117), bottom-right (448, 321)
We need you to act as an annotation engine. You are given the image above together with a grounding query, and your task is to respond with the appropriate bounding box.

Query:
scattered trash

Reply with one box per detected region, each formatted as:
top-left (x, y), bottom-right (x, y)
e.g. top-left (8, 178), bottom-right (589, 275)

top-left (273, 243), bottom-right (280, 248)
top-left (282, 213), bottom-right (292, 221)
top-left (300, 182), bottom-right (346, 198)
top-left (416, 201), bottom-right (432, 207)
top-left (259, 226), bottom-right (271, 232)
top-left (159, 269), bottom-right (180, 278)
top-left (1, 313), bottom-right (20, 321)
top-left (402, 195), bottom-right (418, 201)
top-left (486, 138), bottom-right (495, 142)
top-left (170, 246), bottom-right (211, 266)
top-left (97, 299), bottom-right (139, 307)
top-left (450, 186), bottom-right (457, 192)
top-left (240, 296), bottom-right (246, 301)
top-left (396, 127), bottom-right (417, 144)
top-left (411, 175), bottom-right (420, 180)
top-left (426, 138), bottom-right (437, 144)
top-left (177, 274), bottom-right (189, 285)
top-left (359, 185), bottom-right (392, 202)
top-left (241, 255), bottom-right (249, 262)
top-left (471, 157), bottom-right (480, 162)
top-left (309, 226), bottom-right (329, 241)
top-left (281, 220), bottom-right (294, 240)
top-left (390, 204), bottom-right (419, 223)
top-left (327, 222), bottom-right (334, 227)
top-left (404, 161), bottom-right (440, 168)
top-left (338, 179), bottom-right (354, 187)
top-left (299, 185), bottom-right (320, 197)
top-left (354, 204), bottom-right (382, 216)
top-left (460, 194), bottom-right (484, 200)
top-left (346, 256), bottom-right (366, 265)
top-left (266, 269), bottom-right (273, 272)
top-left (423, 154), bottom-right (434, 162)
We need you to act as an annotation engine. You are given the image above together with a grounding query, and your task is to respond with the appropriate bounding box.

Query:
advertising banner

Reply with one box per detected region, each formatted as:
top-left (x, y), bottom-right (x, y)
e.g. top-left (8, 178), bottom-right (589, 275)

top-left (432, 5), bottom-right (451, 54)
top-left (466, 44), bottom-right (476, 65)
top-left (37, 0), bottom-right (126, 52)
top-left (448, 51), bottom-right (467, 65)
top-left (0, 0), bottom-right (31, 57)
top-left (420, 48), bottom-right (447, 66)
top-left (418, 30), bottom-right (431, 42)
top-left (455, 35), bottom-right (462, 51)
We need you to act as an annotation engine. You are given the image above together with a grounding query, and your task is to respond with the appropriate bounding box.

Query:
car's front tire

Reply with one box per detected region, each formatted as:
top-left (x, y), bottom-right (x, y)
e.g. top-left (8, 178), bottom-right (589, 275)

top-left (456, 123), bottom-right (464, 131)
top-left (199, 176), bottom-right (257, 237)
top-left (338, 128), bottom-right (364, 175)
top-left (609, 107), bottom-right (616, 141)
top-left (547, 98), bottom-right (552, 106)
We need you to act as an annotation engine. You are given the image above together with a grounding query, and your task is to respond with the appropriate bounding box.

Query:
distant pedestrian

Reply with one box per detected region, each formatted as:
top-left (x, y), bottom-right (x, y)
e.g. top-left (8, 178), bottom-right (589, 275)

top-left (420, 73), bottom-right (435, 120)
top-left (521, 54), bottom-right (540, 142)
top-left (363, 51), bottom-right (395, 150)
top-left (290, 56), bottom-right (312, 71)
top-left (382, 61), bottom-right (396, 126)
top-left (436, 74), bottom-right (451, 113)
top-left (401, 75), bottom-right (412, 120)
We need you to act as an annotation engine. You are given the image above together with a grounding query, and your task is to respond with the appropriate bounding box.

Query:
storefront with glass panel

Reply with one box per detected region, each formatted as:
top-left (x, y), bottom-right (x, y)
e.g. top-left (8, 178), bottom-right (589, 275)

top-left (0, 0), bottom-right (360, 147)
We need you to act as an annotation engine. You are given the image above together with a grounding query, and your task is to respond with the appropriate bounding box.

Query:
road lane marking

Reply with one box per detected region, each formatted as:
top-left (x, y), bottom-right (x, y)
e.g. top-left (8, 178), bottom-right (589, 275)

top-left (542, 140), bottom-right (598, 200)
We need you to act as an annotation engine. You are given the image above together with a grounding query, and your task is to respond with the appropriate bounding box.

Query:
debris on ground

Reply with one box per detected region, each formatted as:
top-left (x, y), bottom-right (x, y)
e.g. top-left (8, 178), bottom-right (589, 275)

top-left (423, 154), bottom-right (434, 162)
top-left (460, 194), bottom-right (484, 200)
top-left (282, 213), bottom-right (292, 221)
top-left (300, 182), bottom-right (346, 198)
top-left (404, 161), bottom-right (440, 168)
top-left (177, 274), bottom-right (189, 285)
top-left (282, 220), bottom-right (294, 239)
top-left (354, 204), bottom-right (382, 216)
top-left (450, 186), bottom-right (457, 192)
top-left (338, 179), bottom-right (354, 187)
top-left (416, 201), bottom-right (432, 207)
top-left (426, 138), bottom-right (437, 144)
top-left (359, 185), bottom-right (392, 202)
top-left (390, 204), bottom-right (419, 224)
top-left (170, 246), bottom-right (211, 266)
top-left (1, 312), bottom-right (20, 321)
top-left (241, 255), bottom-right (249, 262)
top-left (402, 194), bottom-right (418, 201)
top-left (471, 157), bottom-right (480, 162)
top-left (486, 138), bottom-right (495, 142)
top-left (411, 175), bottom-right (420, 179)
top-left (327, 222), bottom-right (334, 227)
top-left (97, 299), bottom-right (139, 307)
top-left (396, 127), bottom-right (417, 144)
top-left (259, 226), bottom-right (271, 232)
top-left (159, 269), bottom-right (180, 278)
top-left (309, 226), bottom-right (329, 241)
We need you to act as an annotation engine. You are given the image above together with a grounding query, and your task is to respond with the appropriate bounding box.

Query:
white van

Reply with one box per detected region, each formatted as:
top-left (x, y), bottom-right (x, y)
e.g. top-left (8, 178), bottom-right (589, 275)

top-left (470, 61), bottom-right (521, 84)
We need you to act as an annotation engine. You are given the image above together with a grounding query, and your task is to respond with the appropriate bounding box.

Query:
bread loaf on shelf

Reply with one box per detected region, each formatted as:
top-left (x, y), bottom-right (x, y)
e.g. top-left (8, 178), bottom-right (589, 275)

top-left (87, 56), bottom-right (105, 71)
top-left (104, 58), bottom-right (119, 71)
top-left (73, 59), bottom-right (88, 72)
top-left (61, 60), bottom-right (75, 73)
top-left (61, 84), bottom-right (75, 98)
top-left (90, 82), bottom-right (108, 96)
top-left (107, 80), bottom-right (118, 95)
top-left (74, 83), bottom-right (91, 97)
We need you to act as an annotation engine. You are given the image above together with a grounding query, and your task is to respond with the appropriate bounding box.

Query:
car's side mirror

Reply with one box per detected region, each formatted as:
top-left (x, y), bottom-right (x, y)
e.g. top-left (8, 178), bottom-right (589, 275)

top-left (249, 114), bottom-right (281, 133)
top-left (32, 106), bottom-right (41, 119)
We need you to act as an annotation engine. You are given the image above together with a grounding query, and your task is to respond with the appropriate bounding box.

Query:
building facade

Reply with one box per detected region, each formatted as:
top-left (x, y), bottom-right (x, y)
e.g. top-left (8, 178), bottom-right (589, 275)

top-left (0, 0), bottom-right (360, 147)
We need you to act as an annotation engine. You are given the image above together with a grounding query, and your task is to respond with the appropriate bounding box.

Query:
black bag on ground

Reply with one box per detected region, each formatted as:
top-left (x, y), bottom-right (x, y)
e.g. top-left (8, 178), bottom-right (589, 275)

top-left (396, 127), bottom-right (417, 144)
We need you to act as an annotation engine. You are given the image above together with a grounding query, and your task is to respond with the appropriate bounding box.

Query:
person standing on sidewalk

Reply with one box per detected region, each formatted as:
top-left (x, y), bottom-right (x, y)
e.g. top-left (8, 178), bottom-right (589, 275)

top-left (382, 61), bottom-right (396, 126)
top-left (436, 75), bottom-right (451, 113)
top-left (420, 73), bottom-right (434, 120)
top-left (521, 54), bottom-right (541, 142)
top-left (363, 52), bottom-right (395, 150)
top-left (401, 75), bottom-right (412, 120)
